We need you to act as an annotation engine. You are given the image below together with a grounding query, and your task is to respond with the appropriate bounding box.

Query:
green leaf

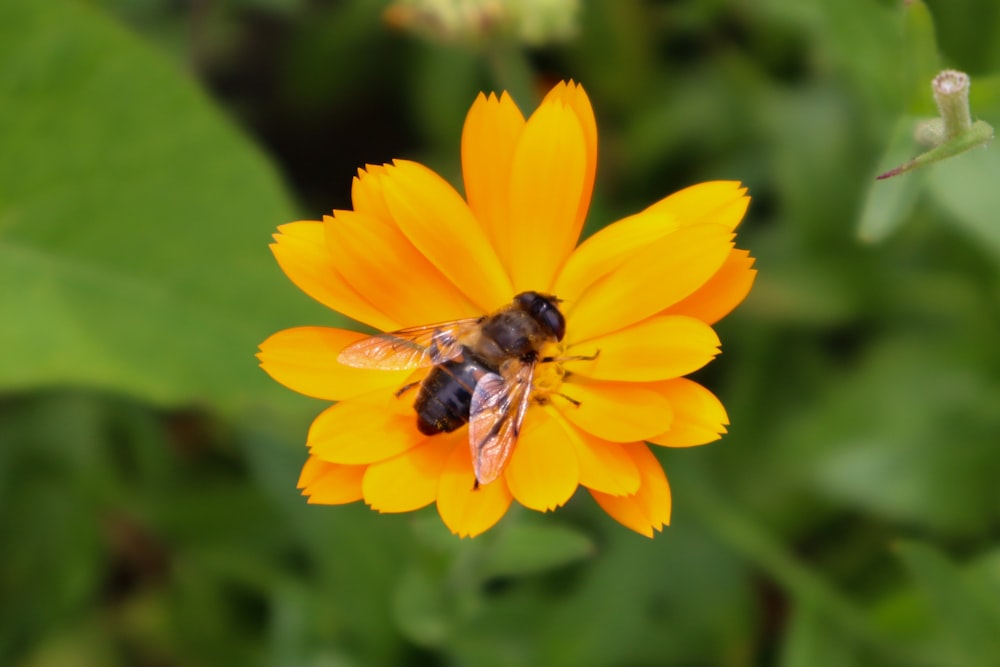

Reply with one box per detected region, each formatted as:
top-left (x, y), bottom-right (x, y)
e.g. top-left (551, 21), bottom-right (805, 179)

top-left (479, 523), bottom-right (595, 579)
top-left (0, 0), bottom-right (336, 408)
top-left (895, 541), bottom-right (1000, 667)
top-left (858, 117), bottom-right (923, 243)
top-left (901, 0), bottom-right (941, 115)
top-left (927, 145), bottom-right (1000, 261)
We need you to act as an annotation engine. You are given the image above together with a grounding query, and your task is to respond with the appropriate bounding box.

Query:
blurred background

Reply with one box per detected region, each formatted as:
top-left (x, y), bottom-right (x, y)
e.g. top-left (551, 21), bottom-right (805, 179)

top-left (3, 0), bottom-right (1000, 665)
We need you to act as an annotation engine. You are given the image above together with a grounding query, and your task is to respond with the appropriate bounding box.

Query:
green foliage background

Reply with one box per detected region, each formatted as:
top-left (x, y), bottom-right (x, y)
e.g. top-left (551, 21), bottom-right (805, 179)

top-left (3, 0), bottom-right (1000, 665)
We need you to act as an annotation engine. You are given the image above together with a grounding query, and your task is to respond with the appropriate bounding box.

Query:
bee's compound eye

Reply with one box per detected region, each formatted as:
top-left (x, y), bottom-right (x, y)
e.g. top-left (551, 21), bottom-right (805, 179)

top-left (517, 292), bottom-right (566, 342)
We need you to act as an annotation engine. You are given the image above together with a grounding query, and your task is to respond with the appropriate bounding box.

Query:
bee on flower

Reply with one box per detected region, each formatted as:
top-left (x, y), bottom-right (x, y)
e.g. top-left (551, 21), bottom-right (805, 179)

top-left (258, 81), bottom-right (755, 538)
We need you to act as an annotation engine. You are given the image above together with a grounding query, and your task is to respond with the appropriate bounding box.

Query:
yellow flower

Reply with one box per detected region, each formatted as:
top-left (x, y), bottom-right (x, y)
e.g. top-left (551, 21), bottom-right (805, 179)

top-left (258, 81), bottom-right (755, 538)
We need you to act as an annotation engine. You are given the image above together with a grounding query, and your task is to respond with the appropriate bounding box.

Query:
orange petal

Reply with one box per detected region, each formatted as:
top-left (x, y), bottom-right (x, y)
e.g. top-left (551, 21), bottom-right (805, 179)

top-left (662, 248), bottom-right (756, 325)
top-left (351, 164), bottom-right (394, 223)
top-left (298, 456), bottom-right (366, 505)
top-left (564, 315), bottom-right (720, 382)
top-left (258, 327), bottom-right (411, 401)
top-left (379, 160), bottom-right (512, 311)
top-left (506, 98), bottom-right (588, 292)
top-left (307, 390), bottom-right (423, 465)
top-left (642, 180), bottom-right (749, 232)
top-left (647, 378), bottom-right (729, 448)
top-left (362, 438), bottom-right (452, 513)
top-left (564, 223), bottom-right (734, 342)
top-left (503, 408), bottom-right (580, 511)
top-left (590, 444), bottom-right (671, 537)
top-left (461, 91), bottom-right (525, 270)
top-left (325, 210), bottom-right (480, 327)
top-left (541, 81), bottom-right (597, 244)
top-left (555, 379), bottom-right (673, 442)
top-left (568, 428), bottom-right (641, 496)
top-left (553, 181), bottom-right (748, 303)
top-left (436, 435), bottom-right (513, 537)
top-left (270, 221), bottom-right (397, 331)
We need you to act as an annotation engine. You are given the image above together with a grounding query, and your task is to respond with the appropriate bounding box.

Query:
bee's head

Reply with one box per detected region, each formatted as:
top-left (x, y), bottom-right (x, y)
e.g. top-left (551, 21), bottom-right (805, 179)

top-left (515, 291), bottom-right (566, 342)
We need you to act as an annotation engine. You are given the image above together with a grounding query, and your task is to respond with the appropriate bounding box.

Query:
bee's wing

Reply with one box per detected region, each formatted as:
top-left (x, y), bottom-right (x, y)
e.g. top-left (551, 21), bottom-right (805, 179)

top-left (337, 318), bottom-right (481, 370)
top-left (468, 360), bottom-right (535, 485)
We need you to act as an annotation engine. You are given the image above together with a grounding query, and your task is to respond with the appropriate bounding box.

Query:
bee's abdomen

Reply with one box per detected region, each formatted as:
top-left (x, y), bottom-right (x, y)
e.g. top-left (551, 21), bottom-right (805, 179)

top-left (414, 354), bottom-right (492, 435)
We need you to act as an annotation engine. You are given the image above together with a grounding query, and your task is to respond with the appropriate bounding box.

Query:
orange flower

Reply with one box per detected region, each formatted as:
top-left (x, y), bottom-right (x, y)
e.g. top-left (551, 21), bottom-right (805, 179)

top-left (258, 81), bottom-right (755, 537)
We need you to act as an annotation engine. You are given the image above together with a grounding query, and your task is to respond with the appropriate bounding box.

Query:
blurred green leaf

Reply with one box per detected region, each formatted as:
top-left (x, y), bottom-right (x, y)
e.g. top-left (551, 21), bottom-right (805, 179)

top-left (858, 117), bottom-right (924, 243)
top-left (779, 605), bottom-right (864, 667)
top-left (895, 541), bottom-right (1000, 666)
top-left (927, 146), bottom-right (1000, 260)
top-left (0, 0), bottom-right (333, 409)
top-left (902, 0), bottom-right (941, 115)
top-left (392, 565), bottom-right (452, 648)
top-left (479, 522), bottom-right (594, 579)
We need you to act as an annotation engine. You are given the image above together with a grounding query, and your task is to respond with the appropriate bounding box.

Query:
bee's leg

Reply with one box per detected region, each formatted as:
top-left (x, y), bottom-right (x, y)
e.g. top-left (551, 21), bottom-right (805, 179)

top-left (394, 381), bottom-right (421, 399)
top-left (554, 392), bottom-right (582, 407)
top-left (540, 349), bottom-right (601, 364)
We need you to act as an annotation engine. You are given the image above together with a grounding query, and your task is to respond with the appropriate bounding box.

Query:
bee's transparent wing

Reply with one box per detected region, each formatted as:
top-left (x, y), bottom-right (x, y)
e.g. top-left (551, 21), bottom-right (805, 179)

top-left (337, 318), bottom-right (480, 370)
top-left (468, 361), bottom-right (534, 485)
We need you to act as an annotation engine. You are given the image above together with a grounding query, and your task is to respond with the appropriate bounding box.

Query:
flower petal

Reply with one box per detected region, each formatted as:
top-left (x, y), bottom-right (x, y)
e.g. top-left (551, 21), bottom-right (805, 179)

top-left (307, 390), bottom-right (423, 465)
top-left (462, 91), bottom-right (525, 269)
top-left (553, 181), bottom-right (748, 303)
top-left (541, 81), bottom-right (597, 242)
top-left (351, 164), bottom-right (395, 223)
top-left (568, 429), bottom-right (641, 496)
top-left (298, 456), bottom-right (366, 505)
top-left (503, 408), bottom-right (580, 511)
top-left (437, 435), bottom-right (513, 537)
top-left (270, 221), bottom-right (396, 331)
top-left (379, 160), bottom-right (512, 311)
top-left (363, 438), bottom-right (452, 512)
top-left (325, 210), bottom-right (480, 327)
top-left (506, 97), bottom-right (587, 291)
top-left (662, 248), bottom-right (756, 325)
top-left (565, 315), bottom-right (720, 382)
top-left (647, 378), bottom-right (729, 447)
top-left (590, 444), bottom-right (671, 537)
top-left (258, 327), bottom-right (411, 401)
top-left (555, 379), bottom-right (673, 442)
top-left (564, 223), bottom-right (734, 342)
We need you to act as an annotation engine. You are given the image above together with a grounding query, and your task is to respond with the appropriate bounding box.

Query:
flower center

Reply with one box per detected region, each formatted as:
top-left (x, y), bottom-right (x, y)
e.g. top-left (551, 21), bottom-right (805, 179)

top-left (530, 342), bottom-right (567, 405)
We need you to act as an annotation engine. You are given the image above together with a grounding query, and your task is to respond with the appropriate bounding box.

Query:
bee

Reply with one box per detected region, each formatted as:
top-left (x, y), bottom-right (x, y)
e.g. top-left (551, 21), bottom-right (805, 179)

top-left (337, 291), bottom-right (566, 486)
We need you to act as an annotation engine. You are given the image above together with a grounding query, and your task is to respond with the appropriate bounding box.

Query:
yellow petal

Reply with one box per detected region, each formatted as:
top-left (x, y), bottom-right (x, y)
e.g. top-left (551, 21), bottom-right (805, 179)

top-left (307, 390), bottom-right (423, 465)
top-left (270, 221), bottom-right (397, 331)
top-left (541, 81), bottom-right (597, 243)
top-left (662, 248), bottom-right (756, 325)
top-left (555, 379), bottom-right (673, 442)
top-left (506, 99), bottom-right (587, 292)
top-left (642, 180), bottom-right (749, 232)
top-left (258, 327), bottom-right (411, 401)
top-left (351, 164), bottom-right (394, 223)
top-left (325, 210), bottom-right (480, 327)
top-left (564, 223), bottom-right (734, 342)
top-left (503, 408), bottom-right (580, 511)
top-left (553, 181), bottom-right (748, 303)
top-left (647, 378), bottom-right (729, 448)
top-left (461, 92), bottom-right (525, 270)
top-left (362, 438), bottom-right (452, 513)
top-left (436, 436), bottom-right (513, 537)
top-left (299, 456), bottom-right (366, 505)
top-left (564, 315), bottom-right (720, 382)
top-left (590, 444), bottom-right (671, 537)
top-left (379, 160), bottom-right (512, 311)
top-left (567, 428), bottom-right (641, 496)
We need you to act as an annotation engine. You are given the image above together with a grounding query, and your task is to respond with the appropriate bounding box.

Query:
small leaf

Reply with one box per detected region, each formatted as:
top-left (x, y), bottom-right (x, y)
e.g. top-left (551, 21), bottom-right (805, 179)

top-left (858, 117), bottom-right (923, 243)
top-left (479, 523), bottom-right (594, 579)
